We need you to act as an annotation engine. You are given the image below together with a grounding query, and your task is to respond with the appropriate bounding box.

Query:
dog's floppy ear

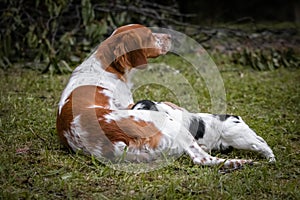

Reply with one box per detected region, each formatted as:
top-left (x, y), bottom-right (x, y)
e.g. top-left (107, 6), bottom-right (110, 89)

top-left (112, 30), bottom-right (147, 72)
top-left (112, 42), bottom-right (131, 73)
top-left (127, 49), bottom-right (147, 69)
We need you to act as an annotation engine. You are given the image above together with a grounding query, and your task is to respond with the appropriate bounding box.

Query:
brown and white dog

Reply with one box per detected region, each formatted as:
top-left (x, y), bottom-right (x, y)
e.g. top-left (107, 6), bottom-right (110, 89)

top-left (56, 24), bottom-right (275, 169)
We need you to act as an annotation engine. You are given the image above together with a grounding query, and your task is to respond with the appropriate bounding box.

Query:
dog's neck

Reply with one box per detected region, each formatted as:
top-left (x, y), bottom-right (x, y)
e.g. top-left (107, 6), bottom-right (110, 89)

top-left (58, 54), bottom-right (135, 113)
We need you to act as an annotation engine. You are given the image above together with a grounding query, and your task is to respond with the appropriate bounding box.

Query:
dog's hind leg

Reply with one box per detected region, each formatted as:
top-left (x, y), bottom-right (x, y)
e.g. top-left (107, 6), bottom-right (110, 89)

top-left (185, 141), bottom-right (253, 169)
top-left (220, 116), bottom-right (276, 162)
top-left (221, 134), bottom-right (276, 162)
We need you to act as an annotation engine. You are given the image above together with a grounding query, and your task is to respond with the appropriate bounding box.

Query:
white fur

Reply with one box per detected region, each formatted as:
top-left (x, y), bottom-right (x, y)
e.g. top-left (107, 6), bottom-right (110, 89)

top-left (64, 115), bottom-right (91, 154)
top-left (134, 101), bottom-right (276, 162)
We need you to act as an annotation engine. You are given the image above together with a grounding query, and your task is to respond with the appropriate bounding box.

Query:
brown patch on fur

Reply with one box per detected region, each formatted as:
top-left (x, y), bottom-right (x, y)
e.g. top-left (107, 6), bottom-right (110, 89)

top-left (99, 115), bottom-right (163, 150)
top-left (56, 96), bottom-right (74, 148)
top-left (235, 161), bottom-right (241, 168)
top-left (56, 86), bottom-right (112, 152)
top-left (201, 157), bottom-right (207, 164)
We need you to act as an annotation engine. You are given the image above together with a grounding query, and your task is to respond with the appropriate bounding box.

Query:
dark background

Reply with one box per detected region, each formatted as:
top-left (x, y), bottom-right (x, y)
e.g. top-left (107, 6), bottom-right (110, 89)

top-left (0, 0), bottom-right (299, 72)
top-left (178, 0), bottom-right (299, 24)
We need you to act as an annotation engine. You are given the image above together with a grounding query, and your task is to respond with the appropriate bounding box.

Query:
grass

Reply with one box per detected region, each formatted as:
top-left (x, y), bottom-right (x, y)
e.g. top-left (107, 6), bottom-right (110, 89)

top-left (0, 54), bottom-right (299, 199)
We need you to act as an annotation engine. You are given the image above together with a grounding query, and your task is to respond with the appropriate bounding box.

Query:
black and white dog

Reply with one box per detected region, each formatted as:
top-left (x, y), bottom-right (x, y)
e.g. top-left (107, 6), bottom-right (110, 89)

top-left (132, 100), bottom-right (276, 163)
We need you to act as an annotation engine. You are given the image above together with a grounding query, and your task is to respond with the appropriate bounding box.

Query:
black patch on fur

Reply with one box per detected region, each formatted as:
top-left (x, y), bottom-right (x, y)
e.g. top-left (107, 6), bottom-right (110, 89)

top-left (219, 144), bottom-right (234, 154)
top-left (214, 114), bottom-right (239, 121)
top-left (189, 117), bottom-right (205, 139)
top-left (131, 100), bottom-right (159, 111)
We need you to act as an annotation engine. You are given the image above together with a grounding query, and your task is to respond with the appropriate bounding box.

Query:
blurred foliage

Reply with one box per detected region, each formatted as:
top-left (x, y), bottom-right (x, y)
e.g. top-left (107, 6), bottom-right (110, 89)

top-left (0, 0), bottom-right (299, 73)
top-left (200, 25), bottom-right (300, 71)
top-left (0, 0), bottom-right (180, 73)
top-left (231, 48), bottom-right (300, 71)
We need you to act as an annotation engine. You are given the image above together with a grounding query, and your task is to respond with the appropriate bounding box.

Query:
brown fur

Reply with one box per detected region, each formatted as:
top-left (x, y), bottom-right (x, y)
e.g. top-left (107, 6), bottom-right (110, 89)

top-left (57, 85), bottom-right (163, 157)
top-left (95, 25), bottom-right (160, 79)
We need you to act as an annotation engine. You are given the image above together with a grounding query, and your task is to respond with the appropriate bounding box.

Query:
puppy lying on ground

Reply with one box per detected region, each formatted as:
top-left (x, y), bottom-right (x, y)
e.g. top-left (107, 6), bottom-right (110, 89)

top-left (132, 100), bottom-right (276, 164)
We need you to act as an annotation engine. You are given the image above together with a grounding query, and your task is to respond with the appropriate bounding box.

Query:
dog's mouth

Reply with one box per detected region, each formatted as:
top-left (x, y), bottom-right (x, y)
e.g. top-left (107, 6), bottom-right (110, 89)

top-left (153, 33), bottom-right (172, 55)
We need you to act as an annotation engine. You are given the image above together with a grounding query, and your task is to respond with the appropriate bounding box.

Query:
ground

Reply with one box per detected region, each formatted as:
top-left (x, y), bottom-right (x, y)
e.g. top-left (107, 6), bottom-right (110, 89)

top-left (0, 53), bottom-right (299, 199)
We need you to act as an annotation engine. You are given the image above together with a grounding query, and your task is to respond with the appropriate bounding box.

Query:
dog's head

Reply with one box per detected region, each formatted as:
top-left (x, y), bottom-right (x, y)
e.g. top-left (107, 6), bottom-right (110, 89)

top-left (98, 24), bottom-right (171, 74)
top-left (131, 100), bottom-right (159, 111)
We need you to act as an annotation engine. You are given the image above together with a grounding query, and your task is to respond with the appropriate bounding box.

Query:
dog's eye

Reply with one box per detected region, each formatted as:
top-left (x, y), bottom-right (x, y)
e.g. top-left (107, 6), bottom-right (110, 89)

top-left (233, 121), bottom-right (241, 123)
